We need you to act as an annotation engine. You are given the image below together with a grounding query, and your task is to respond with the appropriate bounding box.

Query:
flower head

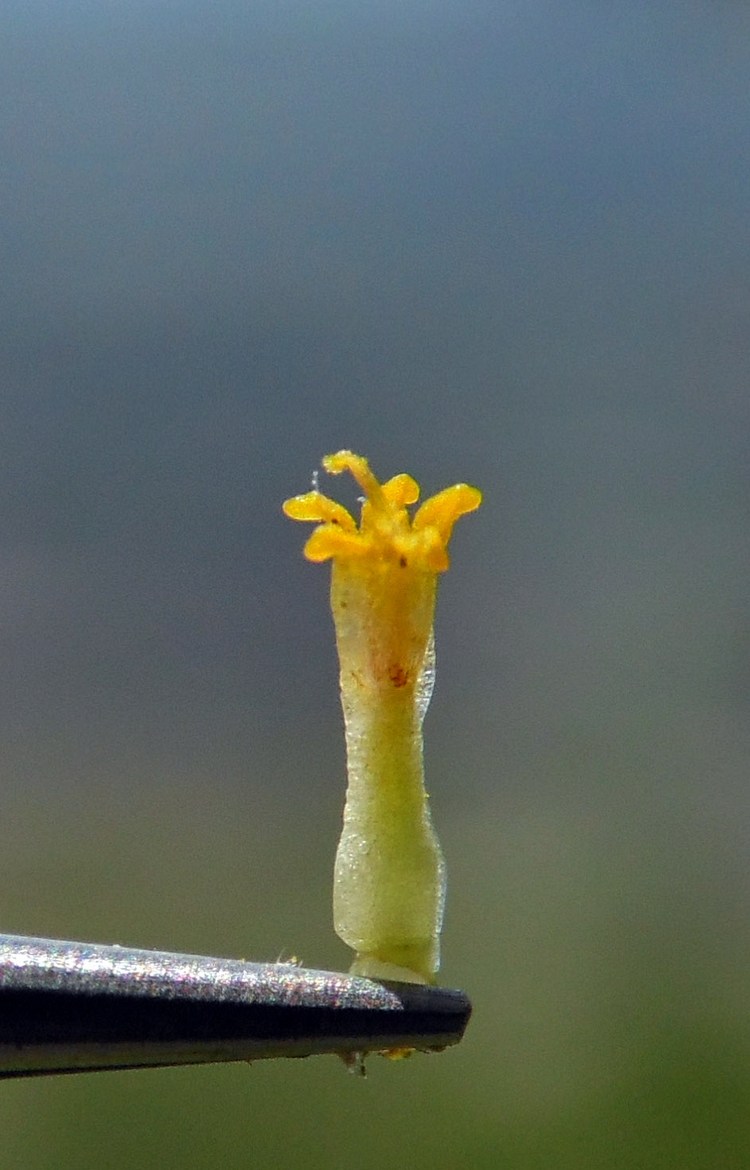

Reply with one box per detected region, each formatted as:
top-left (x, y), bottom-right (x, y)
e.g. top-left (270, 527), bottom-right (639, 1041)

top-left (283, 449), bottom-right (481, 574)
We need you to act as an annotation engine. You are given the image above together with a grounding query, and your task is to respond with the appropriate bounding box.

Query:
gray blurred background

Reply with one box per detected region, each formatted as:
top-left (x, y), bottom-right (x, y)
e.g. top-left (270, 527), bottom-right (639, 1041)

top-left (1, 1), bottom-right (749, 1166)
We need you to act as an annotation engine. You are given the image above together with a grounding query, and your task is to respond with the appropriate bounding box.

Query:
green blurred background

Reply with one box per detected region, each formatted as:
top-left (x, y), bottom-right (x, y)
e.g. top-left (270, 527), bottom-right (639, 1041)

top-left (1, 1), bottom-right (749, 1166)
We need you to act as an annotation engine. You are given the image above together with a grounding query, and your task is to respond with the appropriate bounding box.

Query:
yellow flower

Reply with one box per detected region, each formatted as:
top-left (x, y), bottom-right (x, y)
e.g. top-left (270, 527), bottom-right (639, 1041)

top-left (283, 450), bottom-right (481, 984)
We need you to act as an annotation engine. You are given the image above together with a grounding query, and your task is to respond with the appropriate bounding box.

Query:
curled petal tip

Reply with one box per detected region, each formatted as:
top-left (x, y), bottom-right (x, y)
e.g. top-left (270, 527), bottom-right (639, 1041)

top-left (282, 491), bottom-right (357, 531)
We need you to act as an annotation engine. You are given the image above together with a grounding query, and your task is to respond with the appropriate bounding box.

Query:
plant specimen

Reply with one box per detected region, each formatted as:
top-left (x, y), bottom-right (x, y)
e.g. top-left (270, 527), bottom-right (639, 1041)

top-left (284, 451), bottom-right (481, 984)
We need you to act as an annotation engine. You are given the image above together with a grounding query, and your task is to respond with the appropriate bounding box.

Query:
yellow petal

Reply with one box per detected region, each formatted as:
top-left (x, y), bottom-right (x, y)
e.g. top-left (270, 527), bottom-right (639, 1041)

top-left (282, 491), bottom-right (356, 531)
top-left (303, 525), bottom-right (369, 563)
top-left (381, 473), bottom-right (420, 508)
top-left (413, 484), bottom-right (482, 543)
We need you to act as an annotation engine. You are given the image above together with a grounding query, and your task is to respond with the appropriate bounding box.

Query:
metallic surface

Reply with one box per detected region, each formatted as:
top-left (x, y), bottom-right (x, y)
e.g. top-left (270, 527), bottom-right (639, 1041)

top-left (0, 934), bottom-right (471, 1077)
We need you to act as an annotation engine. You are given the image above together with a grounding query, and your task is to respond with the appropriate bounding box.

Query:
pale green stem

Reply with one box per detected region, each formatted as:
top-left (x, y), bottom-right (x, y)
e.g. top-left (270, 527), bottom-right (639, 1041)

top-left (333, 684), bottom-right (445, 984)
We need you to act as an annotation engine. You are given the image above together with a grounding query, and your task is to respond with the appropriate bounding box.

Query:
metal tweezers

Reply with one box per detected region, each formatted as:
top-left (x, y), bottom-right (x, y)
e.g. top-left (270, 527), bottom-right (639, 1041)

top-left (0, 934), bottom-right (471, 1078)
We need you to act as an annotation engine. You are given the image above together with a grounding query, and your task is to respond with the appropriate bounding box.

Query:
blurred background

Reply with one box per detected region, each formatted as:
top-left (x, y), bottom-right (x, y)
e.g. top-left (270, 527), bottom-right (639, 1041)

top-left (1, 1), bottom-right (749, 1165)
